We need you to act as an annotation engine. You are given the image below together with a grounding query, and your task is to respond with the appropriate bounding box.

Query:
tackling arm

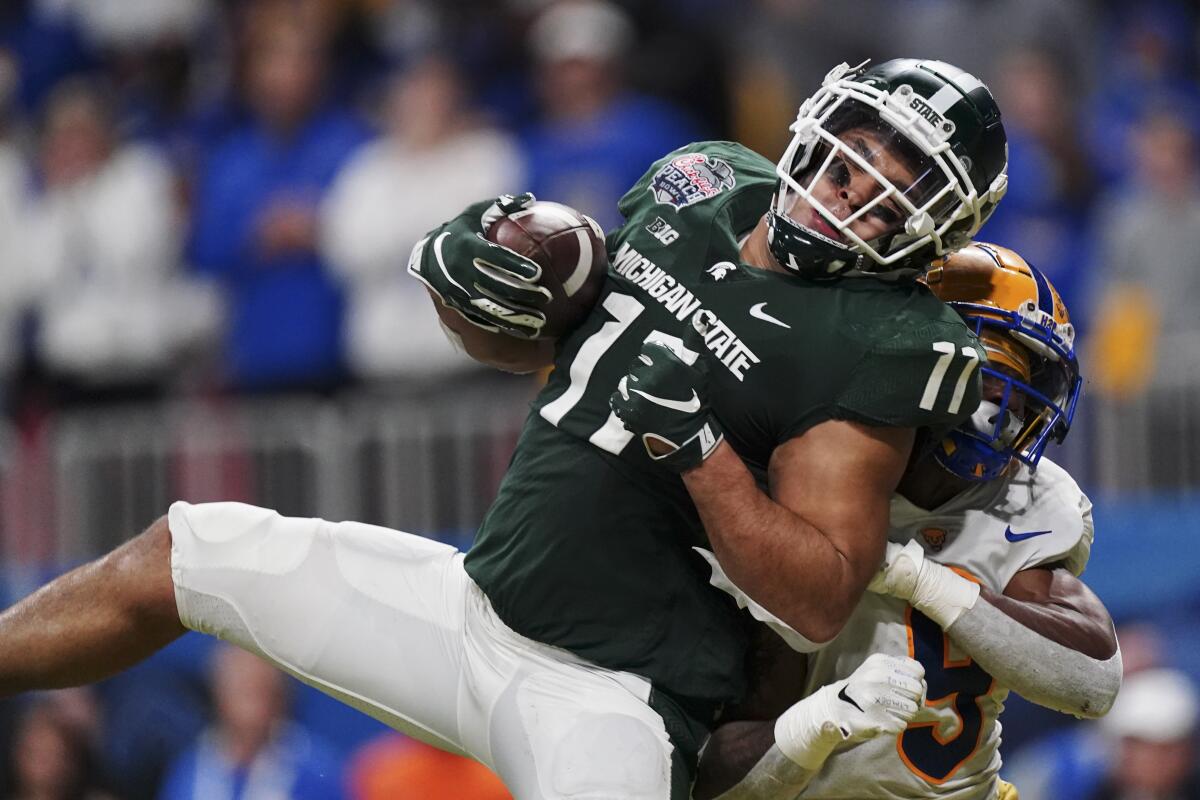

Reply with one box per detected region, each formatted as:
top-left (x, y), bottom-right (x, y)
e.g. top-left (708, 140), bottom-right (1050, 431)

top-left (684, 421), bottom-right (914, 644)
top-left (872, 543), bottom-right (1121, 718)
top-left (946, 566), bottom-right (1120, 717)
top-left (700, 736), bottom-right (819, 800)
top-left (694, 653), bottom-right (926, 800)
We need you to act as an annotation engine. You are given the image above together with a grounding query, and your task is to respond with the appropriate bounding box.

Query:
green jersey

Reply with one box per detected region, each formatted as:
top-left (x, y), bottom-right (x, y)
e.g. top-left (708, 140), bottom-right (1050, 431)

top-left (464, 142), bottom-right (984, 707)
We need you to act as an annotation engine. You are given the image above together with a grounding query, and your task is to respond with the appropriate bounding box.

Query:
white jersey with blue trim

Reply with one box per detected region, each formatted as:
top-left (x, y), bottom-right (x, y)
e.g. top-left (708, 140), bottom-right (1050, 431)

top-left (799, 457), bottom-right (1092, 799)
top-left (699, 457), bottom-right (1093, 799)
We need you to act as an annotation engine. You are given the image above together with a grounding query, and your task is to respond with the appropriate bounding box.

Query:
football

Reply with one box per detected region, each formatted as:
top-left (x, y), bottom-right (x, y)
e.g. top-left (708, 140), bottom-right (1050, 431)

top-left (485, 200), bottom-right (608, 338)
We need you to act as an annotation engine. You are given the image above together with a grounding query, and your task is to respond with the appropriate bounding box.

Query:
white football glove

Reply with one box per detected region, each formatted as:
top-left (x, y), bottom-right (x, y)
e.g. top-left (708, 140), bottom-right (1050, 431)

top-left (868, 540), bottom-right (980, 629)
top-left (774, 653), bottom-right (926, 770)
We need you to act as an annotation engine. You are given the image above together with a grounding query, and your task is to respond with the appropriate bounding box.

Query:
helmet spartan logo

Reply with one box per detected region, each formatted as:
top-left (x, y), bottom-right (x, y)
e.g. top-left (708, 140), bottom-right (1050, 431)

top-left (920, 527), bottom-right (948, 552)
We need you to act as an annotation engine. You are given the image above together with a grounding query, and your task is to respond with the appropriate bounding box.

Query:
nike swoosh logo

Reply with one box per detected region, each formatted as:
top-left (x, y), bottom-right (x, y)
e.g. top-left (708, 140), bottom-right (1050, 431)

top-left (837, 685), bottom-right (864, 713)
top-left (630, 388), bottom-right (702, 414)
top-left (749, 302), bottom-right (791, 329)
top-left (1004, 526), bottom-right (1053, 542)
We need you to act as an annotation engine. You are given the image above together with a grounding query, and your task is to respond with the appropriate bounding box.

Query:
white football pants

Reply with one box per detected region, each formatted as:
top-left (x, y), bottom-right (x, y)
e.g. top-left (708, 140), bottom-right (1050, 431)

top-left (168, 501), bottom-right (676, 799)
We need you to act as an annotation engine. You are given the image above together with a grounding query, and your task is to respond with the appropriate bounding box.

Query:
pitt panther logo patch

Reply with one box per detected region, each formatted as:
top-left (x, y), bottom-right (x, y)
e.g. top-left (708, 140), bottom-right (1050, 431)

top-left (651, 153), bottom-right (735, 210)
top-left (920, 527), bottom-right (948, 552)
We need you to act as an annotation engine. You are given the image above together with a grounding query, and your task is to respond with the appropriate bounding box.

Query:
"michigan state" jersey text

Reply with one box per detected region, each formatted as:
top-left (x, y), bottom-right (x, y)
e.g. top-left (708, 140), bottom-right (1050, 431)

top-left (612, 241), bottom-right (761, 381)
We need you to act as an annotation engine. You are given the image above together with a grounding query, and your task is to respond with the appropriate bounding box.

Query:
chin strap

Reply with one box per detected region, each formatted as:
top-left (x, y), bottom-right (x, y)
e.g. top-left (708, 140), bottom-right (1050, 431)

top-left (766, 212), bottom-right (862, 280)
top-left (838, 265), bottom-right (925, 284)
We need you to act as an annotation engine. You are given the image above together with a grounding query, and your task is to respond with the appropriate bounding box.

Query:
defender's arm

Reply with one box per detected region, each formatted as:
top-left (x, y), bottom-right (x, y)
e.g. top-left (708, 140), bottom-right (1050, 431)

top-left (695, 653), bottom-right (926, 799)
top-left (699, 735), bottom-right (816, 800)
top-left (946, 566), bottom-right (1119, 717)
top-left (694, 566), bottom-right (1120, 798)
top-left (685, 421), bottom-right (913, 644)
top-left (873, 544), bottom-right (1120, 717)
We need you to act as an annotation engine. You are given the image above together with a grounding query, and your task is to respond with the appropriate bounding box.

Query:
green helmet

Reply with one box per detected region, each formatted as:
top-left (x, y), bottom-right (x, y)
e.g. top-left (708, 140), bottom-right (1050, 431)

top-left (768, 59), bottom-right (1008, 280)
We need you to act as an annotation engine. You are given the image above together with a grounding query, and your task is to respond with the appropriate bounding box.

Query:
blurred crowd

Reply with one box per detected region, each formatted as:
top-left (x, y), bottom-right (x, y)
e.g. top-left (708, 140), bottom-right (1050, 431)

top-left (0, 0), bottom-right (1196, 417)
top-left (3, 0), bottom-right (1200, 798)
top-left (0, 0), bottom-right (713, 416)
top-left (0, 640), bottom-right (515, 800)
top-left (3, 624), bottom-right (1197, 800)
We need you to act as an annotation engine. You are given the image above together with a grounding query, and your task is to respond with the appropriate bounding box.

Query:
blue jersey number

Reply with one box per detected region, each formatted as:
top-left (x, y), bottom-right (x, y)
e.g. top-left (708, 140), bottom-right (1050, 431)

top-left (898, 605), bottom-right (995, 784)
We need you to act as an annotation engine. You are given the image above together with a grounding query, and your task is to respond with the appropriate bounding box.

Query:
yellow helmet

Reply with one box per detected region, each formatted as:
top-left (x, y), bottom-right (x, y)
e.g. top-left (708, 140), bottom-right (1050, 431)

top-left (924, 242), bottom-right (1081, 480)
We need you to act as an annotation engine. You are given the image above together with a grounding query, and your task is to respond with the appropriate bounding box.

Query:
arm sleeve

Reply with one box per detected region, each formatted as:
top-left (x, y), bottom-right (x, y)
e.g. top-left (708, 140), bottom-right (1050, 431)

top-left (712, 745), bottom-right (820, 800)
top-left (947, 597), bottom-right (1121, 718)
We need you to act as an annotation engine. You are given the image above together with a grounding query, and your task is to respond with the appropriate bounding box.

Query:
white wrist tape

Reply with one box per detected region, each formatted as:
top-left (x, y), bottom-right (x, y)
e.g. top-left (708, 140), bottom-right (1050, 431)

top-left (910, 559), bottom-right (980, 629)
top-left (947, 598), bottom-right (1123, 718)
top-left (773, 685), bottom-right (846, 770)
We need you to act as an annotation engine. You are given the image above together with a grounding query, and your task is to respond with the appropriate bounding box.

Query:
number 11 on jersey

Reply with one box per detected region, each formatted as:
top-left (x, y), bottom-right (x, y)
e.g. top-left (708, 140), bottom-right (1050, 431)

top-left (919, 341), bottom-right (980, 414)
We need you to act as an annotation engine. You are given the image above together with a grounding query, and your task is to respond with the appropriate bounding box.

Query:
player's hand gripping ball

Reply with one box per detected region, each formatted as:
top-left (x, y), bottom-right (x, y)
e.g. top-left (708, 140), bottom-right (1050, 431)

top-left (409, 193), bottom-right (608, 339)
top-left (484, 196), bottom-right (608, 338)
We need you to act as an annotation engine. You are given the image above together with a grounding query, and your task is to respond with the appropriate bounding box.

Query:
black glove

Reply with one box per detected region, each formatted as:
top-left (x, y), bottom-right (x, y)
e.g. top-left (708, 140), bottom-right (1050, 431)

top-left (407, 193), bottom-right (551, 338)
top-left (610, 340), bottom-right (724, 472)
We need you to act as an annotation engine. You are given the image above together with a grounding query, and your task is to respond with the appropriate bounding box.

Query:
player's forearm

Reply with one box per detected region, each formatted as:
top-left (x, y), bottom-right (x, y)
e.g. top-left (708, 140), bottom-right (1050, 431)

top-left (709, 744), bottom-right (818, 800)
top-left (431, 293), bottom-right (556, 374)
top-left (447, 323), bottom-right (554, 374)
top-left (695, 719), bottom-right (831, 800)
top-left (694, 720), bottom-right (790, 800)
top-left (700, 653), bottom-right (927, 799)
top-left (982, 578), bottom-right (1117, 659)
top-left (946, 591), bottom-right (1121, 718)
top-left (683, 444), bottom-right (864, 643)
top-left (876, 547), bottom-right (1120, 718)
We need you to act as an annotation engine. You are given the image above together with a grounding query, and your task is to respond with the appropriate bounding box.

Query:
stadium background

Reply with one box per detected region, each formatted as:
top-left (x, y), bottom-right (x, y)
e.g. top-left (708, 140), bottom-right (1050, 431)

top-left (0, 0), bottom-right (1198, 797)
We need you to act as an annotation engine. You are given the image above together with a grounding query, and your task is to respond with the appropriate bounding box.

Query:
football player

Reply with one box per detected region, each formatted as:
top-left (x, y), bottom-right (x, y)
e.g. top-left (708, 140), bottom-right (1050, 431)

top-left (691, 243), bottom-right (1120, 800)
top-left (0, 60), bottom-right (1007, 799)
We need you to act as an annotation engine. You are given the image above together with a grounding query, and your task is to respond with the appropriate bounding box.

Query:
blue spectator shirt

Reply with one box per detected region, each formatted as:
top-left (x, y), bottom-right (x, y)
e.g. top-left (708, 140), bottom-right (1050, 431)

top-left (522, 93), bottom-right (701, 230)
top-left (189, 109), bottom-right (370, 390)
top-left (158, 723), bottom-right (345, 800)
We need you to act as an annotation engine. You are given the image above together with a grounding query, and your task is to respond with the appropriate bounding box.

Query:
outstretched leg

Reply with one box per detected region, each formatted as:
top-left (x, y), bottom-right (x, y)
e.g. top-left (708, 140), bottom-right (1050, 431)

top-left (0, 516), bottom-right (185, 697)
